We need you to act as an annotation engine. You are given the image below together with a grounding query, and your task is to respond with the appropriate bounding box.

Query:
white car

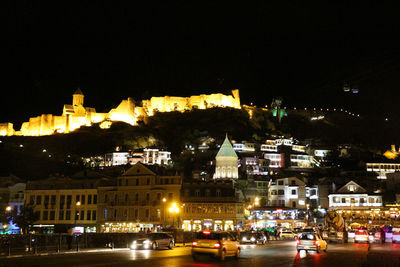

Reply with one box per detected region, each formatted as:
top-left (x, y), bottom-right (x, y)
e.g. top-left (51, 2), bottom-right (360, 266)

top-left (296, 232), bottom-right (327, 253)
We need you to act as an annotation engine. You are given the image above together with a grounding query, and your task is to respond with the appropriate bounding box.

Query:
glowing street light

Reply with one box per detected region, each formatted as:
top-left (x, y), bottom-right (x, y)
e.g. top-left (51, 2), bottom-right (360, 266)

top-left (5, 206), bottom-right (12, 212)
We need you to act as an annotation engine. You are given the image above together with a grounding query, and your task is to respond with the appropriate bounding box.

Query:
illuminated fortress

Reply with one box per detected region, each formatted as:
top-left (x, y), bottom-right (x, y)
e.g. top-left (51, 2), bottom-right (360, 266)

top-left (0, 89), bottom-right (240, 136)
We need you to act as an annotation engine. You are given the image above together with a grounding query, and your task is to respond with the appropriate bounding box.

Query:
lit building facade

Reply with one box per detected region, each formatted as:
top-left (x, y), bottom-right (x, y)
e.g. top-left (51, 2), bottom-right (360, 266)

top-left (25, 178), bottom-right (99, 233)
top-left (97, 163), bottom-right (182, 232)
top-left (1, 89), bottom-right (241, 136)
top-left (104, 152), bottom-right (130, 166)
top-left (180, 180), bottom-right (244, 231)
top-left (268, 177), bottom-right (318, 209)
top-left (366, 162), bottom-right (400, 179)
top-left (214, 135), bottom-right (239, 179)
top-left (143, 149), bottom-right (171, 165)
top-left (328, 181), bottom-right (382, 209)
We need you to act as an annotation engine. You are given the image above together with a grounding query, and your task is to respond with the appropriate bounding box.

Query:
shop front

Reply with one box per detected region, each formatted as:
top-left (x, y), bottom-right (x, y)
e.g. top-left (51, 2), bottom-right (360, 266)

top-left (181, 219), bottom-right (237, 232)
top-left (101, 222), bottom-right (160, 233)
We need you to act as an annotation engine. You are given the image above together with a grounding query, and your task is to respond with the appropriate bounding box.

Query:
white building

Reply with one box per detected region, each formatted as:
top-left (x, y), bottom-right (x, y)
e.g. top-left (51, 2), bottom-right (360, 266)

top-left (290, 154), bottom-right (319, 168)
top-left (143, 149), bottom-right (171, 165)
top-left (214, 135), bottom-right (239, 179)
top-left (366, 162), bottom-right (400, 179)
top-left (268, 177), bottom-right (315, 209)
top-left (233, 142), bottom-right (256, 153)
top-left (264, 153), bottom-right (285, 168)
top-left (328, 181), bottom-right (382, 209)
top-left (104, 152), bottom-right (130, 166)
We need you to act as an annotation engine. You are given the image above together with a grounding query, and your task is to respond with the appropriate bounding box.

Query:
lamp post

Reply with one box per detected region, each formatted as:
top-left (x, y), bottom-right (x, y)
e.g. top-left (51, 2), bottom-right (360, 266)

top-left (254, 197), bottom-right (260, 229)
top-left (169, 202), bottom-right (180, 229)
top-left (306, 204), bottom-right (310, 226)
top-left (162, 198), bottom-right (167, 229)
top-left (74, 201), bottom-right (81, 230)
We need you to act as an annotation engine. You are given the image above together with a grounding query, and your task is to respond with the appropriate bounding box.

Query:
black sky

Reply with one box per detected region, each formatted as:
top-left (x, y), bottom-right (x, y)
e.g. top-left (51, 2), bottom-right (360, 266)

top-left (3, 2), bottom-right (400, 128)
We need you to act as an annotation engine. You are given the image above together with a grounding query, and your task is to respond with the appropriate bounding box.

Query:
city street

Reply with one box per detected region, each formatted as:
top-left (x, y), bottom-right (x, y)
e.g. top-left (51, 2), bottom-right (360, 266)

top-left (1, 240), bottom-right (400, 267)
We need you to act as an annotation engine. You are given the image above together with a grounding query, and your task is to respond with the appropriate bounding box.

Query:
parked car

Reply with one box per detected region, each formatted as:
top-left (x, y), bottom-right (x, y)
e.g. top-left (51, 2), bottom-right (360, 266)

top-left (296, 232), bottom-right (327, 253)
top-left (239, 231), bottom-right (266, 244)
top-left (130, 233), bottom-right (174, 250)
top-left (392, 228), bottom-right (400, 243)
top-left (192, 230), bottom-right (240, 261)
top-left (354, 229), bottom-right (369, 243)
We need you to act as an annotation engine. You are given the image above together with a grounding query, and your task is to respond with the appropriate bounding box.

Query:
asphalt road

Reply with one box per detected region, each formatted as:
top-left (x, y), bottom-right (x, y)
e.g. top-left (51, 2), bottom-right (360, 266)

top-left (1, 240), bottom-right (400, 267)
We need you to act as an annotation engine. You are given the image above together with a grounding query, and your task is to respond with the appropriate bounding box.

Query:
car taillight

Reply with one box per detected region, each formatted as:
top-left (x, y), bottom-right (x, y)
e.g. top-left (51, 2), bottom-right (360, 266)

top-left (192, 241), bottom-right (198, 247)
top-left (214, 242), bottom-right (221, 249)
top-left (315, 240), bottom-right (319, 246)
top-left (296, 239), bottom-right (300, 245)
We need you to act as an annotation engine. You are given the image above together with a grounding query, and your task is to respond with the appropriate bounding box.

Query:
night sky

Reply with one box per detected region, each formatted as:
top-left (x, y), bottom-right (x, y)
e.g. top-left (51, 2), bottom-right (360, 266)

top-left (3, 2), bottom-right (400, 128)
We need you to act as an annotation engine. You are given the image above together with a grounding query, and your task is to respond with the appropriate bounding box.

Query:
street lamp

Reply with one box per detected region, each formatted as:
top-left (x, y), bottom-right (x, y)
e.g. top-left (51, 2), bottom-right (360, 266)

top-left (169, 202), bottom-right (180, 228)
top-left (74, 201), bottom-right (81, 230)
top-left (253, 197), bottom-right (260, 229)
top-left (6, 206), bottom-right (12, 212)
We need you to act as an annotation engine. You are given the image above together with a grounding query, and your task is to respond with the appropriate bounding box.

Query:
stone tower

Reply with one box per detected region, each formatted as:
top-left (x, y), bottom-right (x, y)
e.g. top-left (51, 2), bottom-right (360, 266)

top-left (73, 88), bottom-right (84, 106)
top-left (214, 134), bottom-right (239, 179)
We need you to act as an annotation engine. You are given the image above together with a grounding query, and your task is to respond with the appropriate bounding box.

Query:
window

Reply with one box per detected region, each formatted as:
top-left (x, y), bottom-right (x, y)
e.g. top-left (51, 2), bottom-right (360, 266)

top-left (195, 190), bottom-right (200, 197)
top-left (75, 210), bottom-right (79, 220)
top-left (311, 190), bottom-right (316, 196)
top-left (135, 209), bottom-right (138, 219)
top-left (67, 195), bottom-right (72, 209)
top-left (43, 211), bottom-right (49, 220)
top-left (165, 178), bottom-right (169, 184)
top-left (292, 201), bottom-right (296, 208)
top-left (145, 209), bottom-right (149, 218)
top-left (88, 195), bottom-right (92, 204)
top-left (92, 210), bottom-right (96, 220)
top-left (125, 194), bottom-right (128, 202)
top-left (104, 209), bottom-right (108, 219)
top-left (114, 194), bottom-right (118, 202)
top-left (278, 190), bottom-right (284, 195)
top-left (59, 210), bottom-right (64, 220)
top-left (66, 210), bottom-right (71, 220)
top-left (157, 193), bottom-right (161, 200)
top-left (216, 190), bottom-right (221, 197)
top-left (81, 195), bottom-right (85, 205)
top-left (341, 198), bottom-right (346, 203)
top-left (278, 180), bottom-right (284, 185)
top-left (93, 195), bottom-right (97, 204)
top-left (105, 194), bottom-right (108, 203)
top-left (291, 190), bottom-right (296, 195)
top-left (135, 193), bottom-right (139, 201)
top-left (125, 179), bottom-right (128, 186)
top-left (50, 211), bottom-right (55, 220)
top-left (36, 195), bottom-right (42, 205)
top-left (136, 179), bottom-right (139, 186)
top-left (146, 193), bottom-right (150, 201)
top-left (205, 189), bottom-right (211, 197)
top-left (87, 210), bottom-right (91, 220)
top-left (291, 180), bottom-right (296, 186)
top-left (60, 195), bottom-right (65, 208)
top-left (147, 178), bottom-right (150, 185)
top-left (30, 196), bottom-right (35, 205)
top-left (80, 210), bottom-right (84, 220)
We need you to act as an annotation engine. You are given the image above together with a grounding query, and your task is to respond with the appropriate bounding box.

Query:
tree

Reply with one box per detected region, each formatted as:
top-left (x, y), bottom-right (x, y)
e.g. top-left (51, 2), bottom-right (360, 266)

top-left (7, 204), bottom-right (39, 234)
top-left (234, 180), bottom-right (250, 202)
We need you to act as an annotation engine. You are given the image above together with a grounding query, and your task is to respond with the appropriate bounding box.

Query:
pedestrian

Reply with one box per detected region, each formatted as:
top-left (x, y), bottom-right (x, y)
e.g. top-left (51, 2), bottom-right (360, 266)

top-left (274, 229), bottom-right (278, 240)
top-left (265, 230), bottom-right (270, 243)
top-left (67, 226), bottom-right (73, 250)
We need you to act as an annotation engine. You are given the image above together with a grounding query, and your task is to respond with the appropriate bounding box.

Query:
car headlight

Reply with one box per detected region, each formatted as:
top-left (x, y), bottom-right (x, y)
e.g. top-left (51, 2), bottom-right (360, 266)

top-left (143, 240), bottom-right (150, 244)
top-left (131, 241), bottom-right (137, 249)
top-left (250, 237), bottom-right (256, 242)
top-left (242, 237), bottom-right (247, 241)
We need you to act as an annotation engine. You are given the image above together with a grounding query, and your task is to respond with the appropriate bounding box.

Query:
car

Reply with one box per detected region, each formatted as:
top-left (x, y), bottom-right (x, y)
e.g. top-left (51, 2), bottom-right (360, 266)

top-left (280, 230), bottom-right (296, 239)
top-left (354, 229), bottom-right (369, 243)
top-left (130, 233), bottom-right (174, 250)
top-left (296, 232), bottom-right (327, 253)
top-left (392, 229), bottom-right (400, 243)
top-left (348, 230), bottom-right (356, 241)
top-left (192, 230), bottom-right (240, 261)
top-left (239, 231), bottom-right (266, 244)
